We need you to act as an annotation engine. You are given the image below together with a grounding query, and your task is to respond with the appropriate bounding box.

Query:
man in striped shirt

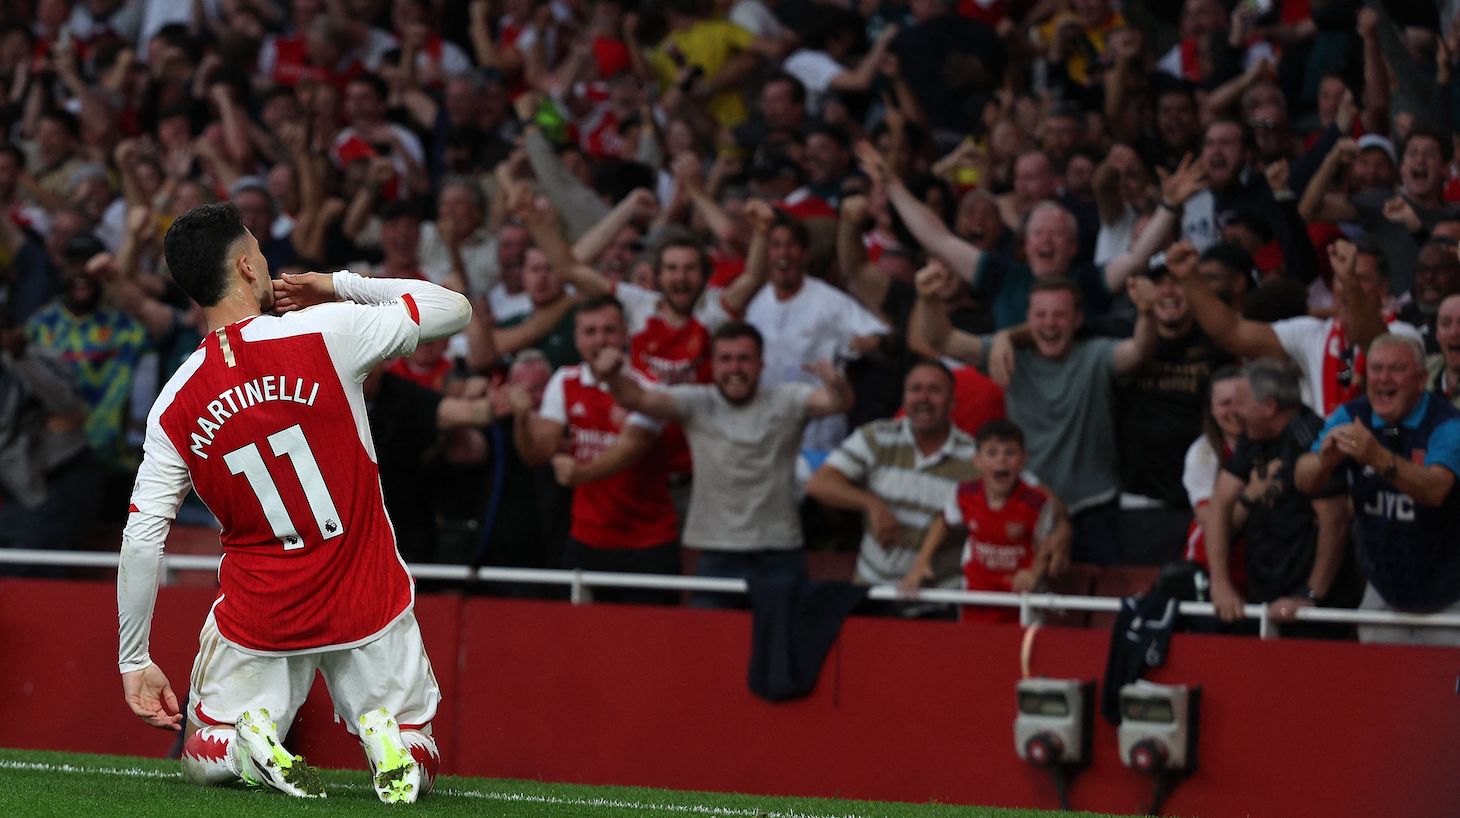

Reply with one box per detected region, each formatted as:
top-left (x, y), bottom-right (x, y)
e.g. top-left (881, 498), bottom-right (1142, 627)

top-left (805, 360), bottom-right (980, 606)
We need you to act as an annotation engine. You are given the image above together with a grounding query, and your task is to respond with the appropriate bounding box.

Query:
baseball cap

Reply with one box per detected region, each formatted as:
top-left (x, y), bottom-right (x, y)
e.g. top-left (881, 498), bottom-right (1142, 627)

top-left (1357, 134), bottom-right (1397, 164)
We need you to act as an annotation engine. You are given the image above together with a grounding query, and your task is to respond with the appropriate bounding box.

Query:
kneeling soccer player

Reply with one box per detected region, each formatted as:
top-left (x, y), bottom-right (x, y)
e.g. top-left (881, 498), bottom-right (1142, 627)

top-left (117, 203), bottom-right (468, 801)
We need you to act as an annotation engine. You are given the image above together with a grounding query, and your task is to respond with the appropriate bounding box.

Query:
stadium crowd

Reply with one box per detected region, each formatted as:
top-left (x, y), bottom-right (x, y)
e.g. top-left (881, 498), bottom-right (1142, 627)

top-left (3, 0), bottom-right (1460, 639)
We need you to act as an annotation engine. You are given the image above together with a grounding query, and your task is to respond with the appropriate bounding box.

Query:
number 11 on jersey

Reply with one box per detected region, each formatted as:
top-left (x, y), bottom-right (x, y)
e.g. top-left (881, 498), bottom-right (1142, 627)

top-left (223, 423), bottom-right (344, 550)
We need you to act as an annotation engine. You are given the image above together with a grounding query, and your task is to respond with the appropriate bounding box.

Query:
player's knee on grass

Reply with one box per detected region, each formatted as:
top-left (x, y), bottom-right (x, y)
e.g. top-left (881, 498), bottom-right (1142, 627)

top-left (181, 725), bottom-right (240, 786)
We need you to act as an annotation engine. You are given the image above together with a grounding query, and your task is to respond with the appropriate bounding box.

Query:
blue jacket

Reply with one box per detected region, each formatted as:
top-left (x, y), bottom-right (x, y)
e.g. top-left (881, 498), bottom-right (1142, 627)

top-left (1322, 394), bottom-right (1460, 611)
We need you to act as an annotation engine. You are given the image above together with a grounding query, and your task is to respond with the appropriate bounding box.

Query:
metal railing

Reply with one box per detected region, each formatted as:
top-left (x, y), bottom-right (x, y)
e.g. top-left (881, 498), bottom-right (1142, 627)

top-left (4, 548), bottom-right (1459, 640)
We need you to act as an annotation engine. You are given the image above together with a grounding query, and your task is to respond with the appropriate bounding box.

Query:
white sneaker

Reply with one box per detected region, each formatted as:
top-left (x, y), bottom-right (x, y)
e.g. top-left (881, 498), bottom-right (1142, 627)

top-left (358, 708), bottom-right (422, 804)
top-left (234, 708), bottom-right (326, 798)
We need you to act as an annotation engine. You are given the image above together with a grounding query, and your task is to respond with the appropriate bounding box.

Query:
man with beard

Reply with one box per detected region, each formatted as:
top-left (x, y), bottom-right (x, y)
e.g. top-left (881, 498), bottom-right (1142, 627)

top-left (513, 294), bottom-right (679, 604)
top-left (1396, 239), bottom-right (1460, 353)
top-left (911, 263), bottom-right (1160, 565)
top-left (805, 360), bottom-right (981, 611)
top-left (1296, 334), bottom-right (1460, 645)
top-left (596, 321), bottom-right (853, 607)
top-left (1425, 293), bottom-right (1460, 407)
top-left (1177, 119), bottom-right (1315, 283)
top-left (1115, 242), bottom-right (1234, 563)
top-left (25, 234), bottom-right (172, 470)
top-left (517, 187), bottom-right (771, 485)
top-left (515, 187), bottom-right (769, 391)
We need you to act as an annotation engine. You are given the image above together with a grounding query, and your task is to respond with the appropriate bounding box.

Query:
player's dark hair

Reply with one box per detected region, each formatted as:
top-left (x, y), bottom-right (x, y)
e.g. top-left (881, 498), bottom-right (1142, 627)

top-left (712, 321), bottom-right (764, 356)
top-left (164, 202), bottom-right (248, 307)
top-left (975, 418), bottom-right (1025, 449)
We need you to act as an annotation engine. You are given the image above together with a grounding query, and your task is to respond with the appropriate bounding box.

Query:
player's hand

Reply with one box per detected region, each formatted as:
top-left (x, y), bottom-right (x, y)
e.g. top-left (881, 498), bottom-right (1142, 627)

top-left (272, 271), bottom-right (338, 312)
top-left (1211, 578), bottom-right (1245, 623)
top-left (550, 453), bottom-right (580, 487)
top-left (122, 664), bottom-right (182, 731)
top-left (865, 498), bottom-right (900, 546)
top-left (1010, 569), bottom-right (1039, 594)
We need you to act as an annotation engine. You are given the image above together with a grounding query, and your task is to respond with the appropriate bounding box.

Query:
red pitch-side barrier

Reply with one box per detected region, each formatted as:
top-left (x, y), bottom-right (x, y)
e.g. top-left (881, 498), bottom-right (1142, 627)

top-left (3, 578), bottom-right (1456, 816)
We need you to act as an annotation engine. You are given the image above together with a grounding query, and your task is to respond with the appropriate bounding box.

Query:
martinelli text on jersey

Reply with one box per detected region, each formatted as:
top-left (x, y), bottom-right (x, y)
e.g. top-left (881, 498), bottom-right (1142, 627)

top-left (189, 375), bottom-right (322, 458)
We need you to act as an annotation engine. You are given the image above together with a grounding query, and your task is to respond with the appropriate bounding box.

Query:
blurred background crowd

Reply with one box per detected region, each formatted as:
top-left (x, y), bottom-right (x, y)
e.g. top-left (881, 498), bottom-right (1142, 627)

top-left (3, 0), bottom-right (1460, 635)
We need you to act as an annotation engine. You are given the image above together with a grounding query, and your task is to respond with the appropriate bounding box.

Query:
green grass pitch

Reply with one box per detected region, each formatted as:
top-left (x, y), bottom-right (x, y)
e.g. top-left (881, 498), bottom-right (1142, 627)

top-left (0, 748), bottom-right (1133, 818)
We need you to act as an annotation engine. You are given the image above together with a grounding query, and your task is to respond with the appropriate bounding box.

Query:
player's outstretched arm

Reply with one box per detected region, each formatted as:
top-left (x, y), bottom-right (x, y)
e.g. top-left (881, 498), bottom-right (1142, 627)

top-left (275, 271), bottom-right (472, 343)
top-left (119, 421), bottom-right (191, 731)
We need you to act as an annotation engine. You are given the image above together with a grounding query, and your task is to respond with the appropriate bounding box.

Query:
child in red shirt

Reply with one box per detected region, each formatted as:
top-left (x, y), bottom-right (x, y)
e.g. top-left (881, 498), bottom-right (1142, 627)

top-left (900, 419), bottom-right (1071, 622)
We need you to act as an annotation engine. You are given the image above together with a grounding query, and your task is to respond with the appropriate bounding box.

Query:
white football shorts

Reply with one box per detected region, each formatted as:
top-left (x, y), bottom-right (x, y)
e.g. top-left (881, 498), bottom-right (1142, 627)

top-left (186, 609), bottom-right (440, 737)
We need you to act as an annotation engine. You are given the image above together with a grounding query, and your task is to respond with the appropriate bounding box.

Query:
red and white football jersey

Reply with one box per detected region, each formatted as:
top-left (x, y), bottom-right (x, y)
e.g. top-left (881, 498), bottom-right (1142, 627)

top-left (131, 299), bottom-right (424, 654)
top-left (539, 364), bottom-right (678, 549)
top-left (615, 282), bottom-right (733, 474)
top-left (945, 478), bottom-right (1048, 622)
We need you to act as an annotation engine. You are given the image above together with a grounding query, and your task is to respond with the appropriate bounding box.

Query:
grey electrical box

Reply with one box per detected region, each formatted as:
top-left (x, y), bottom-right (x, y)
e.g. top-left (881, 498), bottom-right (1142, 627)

top-left (1117, 681), bottom-right (1200, 772)
top-left (1014, 678), bottom-right (1093, 767)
